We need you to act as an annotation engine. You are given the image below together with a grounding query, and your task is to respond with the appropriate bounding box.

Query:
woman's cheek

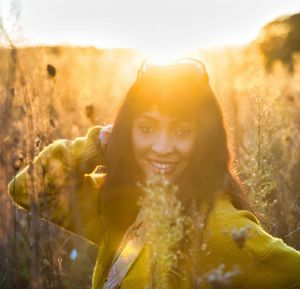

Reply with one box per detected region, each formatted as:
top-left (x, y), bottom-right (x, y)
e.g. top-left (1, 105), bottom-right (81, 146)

top-left (139, 133), bottom-right (155, 152)
top-left (133, 133), bottom-right (153, 160)
top-left (176, 138), bottom-right (195, 158)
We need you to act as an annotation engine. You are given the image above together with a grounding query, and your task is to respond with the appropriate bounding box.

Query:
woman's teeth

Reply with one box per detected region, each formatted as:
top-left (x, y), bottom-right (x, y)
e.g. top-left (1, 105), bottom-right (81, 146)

top-left (149, 160), bottom-right (177, 173)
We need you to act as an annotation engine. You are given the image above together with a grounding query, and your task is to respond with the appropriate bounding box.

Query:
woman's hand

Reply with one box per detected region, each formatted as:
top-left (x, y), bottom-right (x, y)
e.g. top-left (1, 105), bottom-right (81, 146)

top-left (99, 124), bottom-right (113, 150)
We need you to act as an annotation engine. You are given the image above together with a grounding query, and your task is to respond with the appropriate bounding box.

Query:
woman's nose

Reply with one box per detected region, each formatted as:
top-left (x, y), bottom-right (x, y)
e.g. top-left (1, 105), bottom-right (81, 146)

top-left (151, 132), bottom-right (173, 155)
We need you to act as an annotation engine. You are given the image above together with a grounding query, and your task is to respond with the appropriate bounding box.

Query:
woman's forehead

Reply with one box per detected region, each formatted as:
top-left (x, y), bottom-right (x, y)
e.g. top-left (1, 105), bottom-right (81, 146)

top-left (134, 107), bottom-right (196, 124)
top-left (131, 77), bottom-right (204, 120)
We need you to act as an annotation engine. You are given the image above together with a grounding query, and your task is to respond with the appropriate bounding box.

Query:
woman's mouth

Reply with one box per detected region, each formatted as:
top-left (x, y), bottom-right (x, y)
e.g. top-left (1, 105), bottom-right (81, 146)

top-left (148, 159), bottom-right (178, 174)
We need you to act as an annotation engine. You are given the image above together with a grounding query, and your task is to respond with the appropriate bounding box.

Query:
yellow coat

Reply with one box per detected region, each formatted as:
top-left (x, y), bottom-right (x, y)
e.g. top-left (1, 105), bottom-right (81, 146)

top-left (8, 126), bottom-right (300, 289)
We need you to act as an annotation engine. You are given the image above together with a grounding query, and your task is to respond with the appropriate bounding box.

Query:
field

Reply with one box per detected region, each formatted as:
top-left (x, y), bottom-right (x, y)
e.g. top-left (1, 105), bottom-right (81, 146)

top-left (0, 43), bottom-right (300, 288)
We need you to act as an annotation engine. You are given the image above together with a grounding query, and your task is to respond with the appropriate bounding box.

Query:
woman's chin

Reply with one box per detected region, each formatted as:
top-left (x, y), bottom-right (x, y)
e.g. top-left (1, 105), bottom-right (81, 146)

top-left (145, 172), bottom-right (175, 185)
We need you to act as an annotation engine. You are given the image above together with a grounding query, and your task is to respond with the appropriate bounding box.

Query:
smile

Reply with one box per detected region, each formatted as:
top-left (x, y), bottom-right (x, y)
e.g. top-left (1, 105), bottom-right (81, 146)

top-left (148, 159), bottom-right (178, 174)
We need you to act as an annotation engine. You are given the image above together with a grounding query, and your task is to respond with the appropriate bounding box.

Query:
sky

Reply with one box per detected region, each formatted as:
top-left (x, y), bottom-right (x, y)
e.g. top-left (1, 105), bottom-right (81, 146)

top-left (1, 0), bottom-right (300, 59)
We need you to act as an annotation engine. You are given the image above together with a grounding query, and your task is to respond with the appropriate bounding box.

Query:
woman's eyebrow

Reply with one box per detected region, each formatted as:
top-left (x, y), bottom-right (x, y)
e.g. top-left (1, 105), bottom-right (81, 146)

top-left (137, 116), bottom-right (195, 126)
top-left (171, 120), bottom-right (195, 126)
top-left (137, 115), bottom-right (158, 123)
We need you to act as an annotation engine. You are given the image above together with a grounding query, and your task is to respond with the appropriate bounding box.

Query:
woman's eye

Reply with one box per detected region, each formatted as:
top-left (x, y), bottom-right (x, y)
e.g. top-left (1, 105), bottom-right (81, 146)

top-left (175, 127), bottom-right (193, 137)
top-left (139, 125), bottom-right (154, 134)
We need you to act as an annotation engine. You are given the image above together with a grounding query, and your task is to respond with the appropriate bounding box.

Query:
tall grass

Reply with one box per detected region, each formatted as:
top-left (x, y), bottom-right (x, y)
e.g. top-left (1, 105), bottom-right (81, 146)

top-left (0, 37), bottom-right (300, 287)
top-left (192, 46), bottom-right (300, 246)
top-left (138, 179), bottom-right (191, 288)
top-left (0, 40), bottom-right (143, 287)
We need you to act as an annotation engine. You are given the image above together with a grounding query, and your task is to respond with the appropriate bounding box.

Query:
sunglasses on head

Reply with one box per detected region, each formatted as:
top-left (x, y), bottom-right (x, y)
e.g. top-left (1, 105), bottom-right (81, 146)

top-left (136, 57), bottom-right (208, 80)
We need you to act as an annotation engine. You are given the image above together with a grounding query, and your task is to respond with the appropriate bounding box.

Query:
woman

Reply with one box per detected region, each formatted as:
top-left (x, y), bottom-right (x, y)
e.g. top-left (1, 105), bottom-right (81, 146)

top-left (9, 59), bottom-right (300, 289)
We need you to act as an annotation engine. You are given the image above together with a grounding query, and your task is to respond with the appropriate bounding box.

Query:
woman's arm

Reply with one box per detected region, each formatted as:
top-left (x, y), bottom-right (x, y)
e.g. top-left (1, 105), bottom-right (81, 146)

top-left (8, 126), bottom-right (106, 244)
top-left (202, 196), bottom-right (300, 289)
top-left (232, 210), bottom-right (300, 289)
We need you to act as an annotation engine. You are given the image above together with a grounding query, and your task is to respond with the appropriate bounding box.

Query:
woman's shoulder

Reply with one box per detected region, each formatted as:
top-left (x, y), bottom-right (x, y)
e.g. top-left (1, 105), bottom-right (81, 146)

top-left (210, 193), bottom-right (260, 226)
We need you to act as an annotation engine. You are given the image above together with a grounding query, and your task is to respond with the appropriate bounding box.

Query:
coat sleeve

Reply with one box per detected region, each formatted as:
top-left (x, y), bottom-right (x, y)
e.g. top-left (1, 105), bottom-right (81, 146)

top-left (202, 198), bottom-right (300, 289)
top-left (233, 210), bottom-right (300, 289)
top-left (8, 126), bottom-right (106, 244)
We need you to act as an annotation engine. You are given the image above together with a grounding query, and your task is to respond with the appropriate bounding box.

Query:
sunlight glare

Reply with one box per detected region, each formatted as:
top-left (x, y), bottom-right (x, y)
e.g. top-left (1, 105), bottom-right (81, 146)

top-left (141, 46), bottom-right (187, 67)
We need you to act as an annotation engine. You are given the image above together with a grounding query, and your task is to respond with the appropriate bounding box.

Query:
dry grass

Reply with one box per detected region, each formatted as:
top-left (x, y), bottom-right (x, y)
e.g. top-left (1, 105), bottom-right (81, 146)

top-left (0, 43), bottom-right (300, 288)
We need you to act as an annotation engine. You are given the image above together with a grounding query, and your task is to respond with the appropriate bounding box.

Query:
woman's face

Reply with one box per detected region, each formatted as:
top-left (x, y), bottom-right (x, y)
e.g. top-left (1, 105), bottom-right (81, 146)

top-left (131, 107), bottom-right (196, 183)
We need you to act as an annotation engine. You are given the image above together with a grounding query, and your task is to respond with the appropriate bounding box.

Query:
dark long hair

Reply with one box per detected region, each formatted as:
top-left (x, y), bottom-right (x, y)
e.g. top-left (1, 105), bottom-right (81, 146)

top-left (101, 61), bottom-right (253, 239)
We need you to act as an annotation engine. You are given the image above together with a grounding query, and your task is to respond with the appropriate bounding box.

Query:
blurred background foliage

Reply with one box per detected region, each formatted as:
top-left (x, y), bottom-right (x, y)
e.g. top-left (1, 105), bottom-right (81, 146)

top-left (0, 12), bottom-right (300, 289)
top-left (256, 12), bottom-right (300, 72)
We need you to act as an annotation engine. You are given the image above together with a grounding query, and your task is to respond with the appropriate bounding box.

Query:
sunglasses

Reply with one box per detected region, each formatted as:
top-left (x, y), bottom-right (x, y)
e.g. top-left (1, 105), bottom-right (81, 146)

top-left (136, 57), bottom-right (208, 80)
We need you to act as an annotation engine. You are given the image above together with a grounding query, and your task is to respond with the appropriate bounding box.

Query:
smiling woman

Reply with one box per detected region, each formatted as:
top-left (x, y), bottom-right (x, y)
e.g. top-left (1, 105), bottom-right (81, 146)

top-left (131, 108), bottom-right (196, 183)
top-left (8, 59), bottom-right (300, 289)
